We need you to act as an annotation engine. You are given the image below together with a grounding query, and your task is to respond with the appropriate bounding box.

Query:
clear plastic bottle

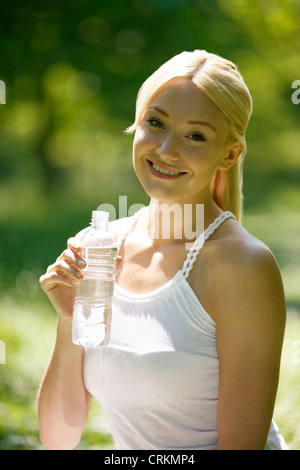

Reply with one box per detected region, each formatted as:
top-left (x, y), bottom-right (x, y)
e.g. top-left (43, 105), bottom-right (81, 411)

top-left (72, 211), bottom-right (117, 348)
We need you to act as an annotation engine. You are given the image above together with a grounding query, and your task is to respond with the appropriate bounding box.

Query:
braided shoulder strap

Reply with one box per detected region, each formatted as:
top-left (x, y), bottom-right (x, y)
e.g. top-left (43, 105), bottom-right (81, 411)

top-left (181, 211), bottom-right (236, 279)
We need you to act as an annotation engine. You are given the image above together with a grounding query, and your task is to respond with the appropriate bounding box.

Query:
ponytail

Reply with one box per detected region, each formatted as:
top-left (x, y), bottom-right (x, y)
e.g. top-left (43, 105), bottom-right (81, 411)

top-left (210, 157), bottom-right (244, 223)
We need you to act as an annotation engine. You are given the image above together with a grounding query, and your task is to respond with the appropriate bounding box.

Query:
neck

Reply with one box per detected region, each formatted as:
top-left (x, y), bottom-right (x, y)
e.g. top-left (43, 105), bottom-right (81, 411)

top-left (145, 197), bottom-right (221, 245)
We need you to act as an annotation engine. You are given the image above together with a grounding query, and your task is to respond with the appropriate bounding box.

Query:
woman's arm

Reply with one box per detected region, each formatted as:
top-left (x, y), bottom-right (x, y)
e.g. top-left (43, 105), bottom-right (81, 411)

top-left (38, 238), bottom-right (92, 450)
top-left (215, 241), bottom-right (286, 450)
top-left (38, 319), bottom-right (92, 450)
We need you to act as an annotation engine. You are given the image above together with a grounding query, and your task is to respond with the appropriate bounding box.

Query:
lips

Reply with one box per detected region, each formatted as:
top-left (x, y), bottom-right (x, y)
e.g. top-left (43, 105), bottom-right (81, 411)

top-left (146, 159), bottom-right (187, 180)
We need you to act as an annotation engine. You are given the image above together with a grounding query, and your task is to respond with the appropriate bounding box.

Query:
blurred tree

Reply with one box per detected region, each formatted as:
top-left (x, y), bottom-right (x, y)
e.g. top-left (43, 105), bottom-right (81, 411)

top-left (0, 0), bottom-right (299, 287)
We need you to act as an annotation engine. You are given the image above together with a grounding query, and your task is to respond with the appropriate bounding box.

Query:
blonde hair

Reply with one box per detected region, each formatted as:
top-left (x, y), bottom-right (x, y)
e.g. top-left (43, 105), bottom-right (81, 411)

top-left (126, 50), bottom-right (253, 222)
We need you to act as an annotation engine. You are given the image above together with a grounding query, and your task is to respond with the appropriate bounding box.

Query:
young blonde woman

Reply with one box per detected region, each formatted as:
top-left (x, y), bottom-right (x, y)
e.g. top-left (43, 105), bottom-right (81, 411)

top-left (38, 50), bottom-right (288, 450)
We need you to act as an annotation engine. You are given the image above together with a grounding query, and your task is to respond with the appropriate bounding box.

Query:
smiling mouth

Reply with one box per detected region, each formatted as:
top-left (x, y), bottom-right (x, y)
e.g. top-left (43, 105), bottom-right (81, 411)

top-left (147, 159), bottom-right (187, 178)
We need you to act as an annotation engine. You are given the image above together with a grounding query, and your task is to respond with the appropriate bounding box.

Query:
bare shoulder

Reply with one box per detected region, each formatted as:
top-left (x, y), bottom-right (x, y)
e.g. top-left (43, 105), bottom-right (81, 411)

top-left (196, 218), bottom-right (286, 326)
top-left (216, 219), bottom-right (283, 286)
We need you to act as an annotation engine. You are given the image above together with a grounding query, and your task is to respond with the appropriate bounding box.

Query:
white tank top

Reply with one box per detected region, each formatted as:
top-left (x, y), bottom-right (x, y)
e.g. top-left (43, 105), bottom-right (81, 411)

top-left (83, 209), bottom-right (288, 450)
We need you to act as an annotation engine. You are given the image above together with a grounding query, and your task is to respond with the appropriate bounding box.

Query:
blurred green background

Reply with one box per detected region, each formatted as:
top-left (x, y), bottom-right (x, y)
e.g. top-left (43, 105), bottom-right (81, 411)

top-left (0, 0), bottom-right (299, 450)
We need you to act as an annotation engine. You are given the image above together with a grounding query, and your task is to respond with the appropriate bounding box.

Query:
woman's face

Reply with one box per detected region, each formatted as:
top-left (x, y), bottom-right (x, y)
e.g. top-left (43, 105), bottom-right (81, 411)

top-left (133, 77), bottom-right (240, 206)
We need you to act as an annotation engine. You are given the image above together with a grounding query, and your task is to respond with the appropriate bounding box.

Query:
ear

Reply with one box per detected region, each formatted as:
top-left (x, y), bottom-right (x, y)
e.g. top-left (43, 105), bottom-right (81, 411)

top-left (218, 142), bottom-right (244, 171)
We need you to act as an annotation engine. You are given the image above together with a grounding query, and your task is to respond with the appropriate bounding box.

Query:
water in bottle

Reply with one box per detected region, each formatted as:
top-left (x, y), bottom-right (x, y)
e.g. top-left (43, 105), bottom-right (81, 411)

top-left (72, 211), bottom-right (117, 347)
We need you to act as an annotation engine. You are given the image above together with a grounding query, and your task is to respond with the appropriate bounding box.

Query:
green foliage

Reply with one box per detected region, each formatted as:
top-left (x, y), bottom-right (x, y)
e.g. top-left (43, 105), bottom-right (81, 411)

top-left (0, 0), bottom-right (299, 450)
top-left (0, 0), bottom-right (300, 287)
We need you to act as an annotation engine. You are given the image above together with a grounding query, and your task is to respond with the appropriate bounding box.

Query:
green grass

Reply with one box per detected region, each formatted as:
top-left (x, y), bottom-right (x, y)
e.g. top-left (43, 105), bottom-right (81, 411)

top-left (273, 311), bottom-right (300, 450)
top-left (0, 292), bottom-right (114, 450)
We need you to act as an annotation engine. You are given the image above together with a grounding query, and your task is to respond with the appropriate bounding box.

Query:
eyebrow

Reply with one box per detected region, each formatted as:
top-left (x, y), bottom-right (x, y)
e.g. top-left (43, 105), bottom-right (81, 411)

top-left (148, 106), bottom-right (217, 132)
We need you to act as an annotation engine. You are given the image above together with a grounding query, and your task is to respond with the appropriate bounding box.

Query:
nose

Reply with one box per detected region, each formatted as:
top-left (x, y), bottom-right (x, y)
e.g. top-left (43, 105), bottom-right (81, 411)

top-left (156, 132), bottom-right (180, 162)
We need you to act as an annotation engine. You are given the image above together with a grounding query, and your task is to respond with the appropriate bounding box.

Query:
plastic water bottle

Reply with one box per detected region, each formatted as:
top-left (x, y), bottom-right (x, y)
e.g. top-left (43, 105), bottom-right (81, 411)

top-left (72, 211), bottom-right (117, 348)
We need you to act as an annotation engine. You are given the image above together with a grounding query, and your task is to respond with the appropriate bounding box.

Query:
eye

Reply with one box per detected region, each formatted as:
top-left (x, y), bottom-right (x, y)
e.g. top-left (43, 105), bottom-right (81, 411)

top-left (146, 117), bottom-right (165, 129)
top-left (187, 132), bottom-right (207, 142)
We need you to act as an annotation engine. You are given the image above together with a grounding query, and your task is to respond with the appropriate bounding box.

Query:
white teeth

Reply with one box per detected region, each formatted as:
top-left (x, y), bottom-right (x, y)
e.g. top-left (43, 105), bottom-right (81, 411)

top-left (152, 163), bottom-right (181, 175)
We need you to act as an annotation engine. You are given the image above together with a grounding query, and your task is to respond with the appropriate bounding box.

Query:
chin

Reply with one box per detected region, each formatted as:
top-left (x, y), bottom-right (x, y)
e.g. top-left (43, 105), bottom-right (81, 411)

top-left (140, 184), bottom-right (180, 205)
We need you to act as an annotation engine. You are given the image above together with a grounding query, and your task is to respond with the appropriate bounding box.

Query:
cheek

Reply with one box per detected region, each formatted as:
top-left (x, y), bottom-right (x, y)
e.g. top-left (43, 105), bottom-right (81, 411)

top-left (133, 130), bottom-right (147, 171)
top-left (133, 127), bottom-right (155, 157)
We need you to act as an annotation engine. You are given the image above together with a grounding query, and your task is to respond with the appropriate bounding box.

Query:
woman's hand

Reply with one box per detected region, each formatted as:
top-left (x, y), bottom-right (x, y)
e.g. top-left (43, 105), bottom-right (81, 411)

top-left (39, 237), bottom-right (86, 322)
top-left (40, 237), bottom-right (122, 322)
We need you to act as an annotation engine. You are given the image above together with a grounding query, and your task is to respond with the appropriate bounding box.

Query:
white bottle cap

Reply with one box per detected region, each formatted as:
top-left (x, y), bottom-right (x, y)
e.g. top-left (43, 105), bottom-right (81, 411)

top-left (91, 211), bottom-right (109, 228)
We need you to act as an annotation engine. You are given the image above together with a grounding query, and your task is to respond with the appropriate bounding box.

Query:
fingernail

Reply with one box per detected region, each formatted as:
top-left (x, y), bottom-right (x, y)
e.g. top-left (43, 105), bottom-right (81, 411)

top-left (78, 260), bottom-right (85, 268)
top-left (73, 241), bottom-right (82, 251)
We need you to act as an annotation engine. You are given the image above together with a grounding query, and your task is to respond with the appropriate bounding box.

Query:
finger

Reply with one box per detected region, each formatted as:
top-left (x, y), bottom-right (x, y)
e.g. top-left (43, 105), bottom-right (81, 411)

top-left (48, 259), bottom-right (84, 282)
top-left (116, 255), bottom-right (122, 267)
top-left (39, 271), bottom-right (78, 290)
top-left (57, 248), bottom-right (86, 270)
top-left (67, 237), bottom-right (83, 253)
top-left (115, 255), bottom-right (122, 275)
top-left (58, 259), bottom-right (84, 281)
